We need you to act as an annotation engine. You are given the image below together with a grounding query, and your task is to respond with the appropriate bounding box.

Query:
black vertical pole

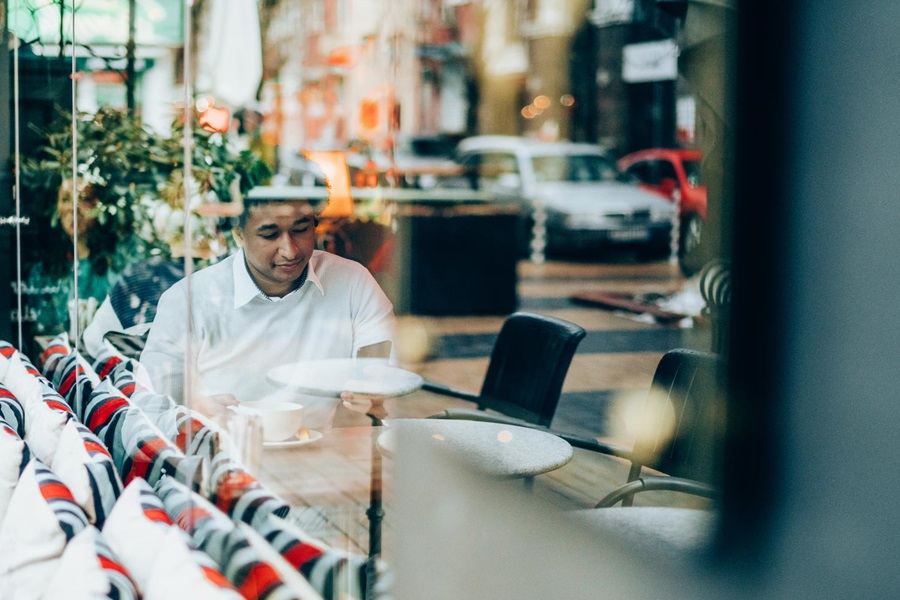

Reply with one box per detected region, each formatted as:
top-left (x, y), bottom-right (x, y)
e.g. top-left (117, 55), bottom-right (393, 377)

top-left (0, 0), bottom-right (14, 343)
top-left (627, 0), bottom-right (677, 153)
top-left (126, 0), bottom-right (137, 113)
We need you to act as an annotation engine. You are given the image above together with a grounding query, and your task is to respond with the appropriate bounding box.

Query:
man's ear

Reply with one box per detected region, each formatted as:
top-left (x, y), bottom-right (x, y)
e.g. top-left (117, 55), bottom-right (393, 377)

top-left (232, 227), bottom-right (244, 247)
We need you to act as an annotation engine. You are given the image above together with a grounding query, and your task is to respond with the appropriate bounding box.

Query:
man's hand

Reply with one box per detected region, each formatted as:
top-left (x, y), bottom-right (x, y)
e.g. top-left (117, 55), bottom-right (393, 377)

top-left (357, 341), bottom-right (392, 359)
top-left (341, 391), bottom-right (388, 422)
top-left (190, 393), bottom-right (239, 419)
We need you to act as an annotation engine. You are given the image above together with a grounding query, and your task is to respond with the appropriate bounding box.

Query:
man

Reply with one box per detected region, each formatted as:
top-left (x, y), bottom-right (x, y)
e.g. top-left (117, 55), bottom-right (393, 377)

top-left (139, 193), bottom-right (395, 428)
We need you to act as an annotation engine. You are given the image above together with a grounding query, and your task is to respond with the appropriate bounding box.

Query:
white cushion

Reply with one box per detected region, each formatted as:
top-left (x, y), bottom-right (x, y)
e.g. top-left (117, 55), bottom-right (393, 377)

top-left (0, 460), bottom-right (89, 599)
top-left (2, 352), bottom-right (42, 408)
top-left (51, 420), bottom-right (96, 518)
top-left (104, 478), bottom-right (239, 597)
top-left (51, 419), bottom-right (122, 525)
top-left (0, 429), bottom-right (25, 526)
top-left (22, 384), bottom-right (69, 464)
top-left (102, 478), bottom-right (174, 591)
top-left (43, 526), bottom-right (114, 599)
top-left (143, 527), bottom-right (243, 600)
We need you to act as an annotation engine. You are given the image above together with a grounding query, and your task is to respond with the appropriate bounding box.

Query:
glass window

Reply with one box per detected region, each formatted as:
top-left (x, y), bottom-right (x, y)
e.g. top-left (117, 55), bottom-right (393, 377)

top-left (478, 152), bottom-right (519, 181)
top-left (683, 158), bottom-right (702, 187)
top-left (656, 159), bottom-right (678, 182)
top-left (532, 154), bottom-right (620, 183)
top-left (0, 0), bottom-right (746, 596)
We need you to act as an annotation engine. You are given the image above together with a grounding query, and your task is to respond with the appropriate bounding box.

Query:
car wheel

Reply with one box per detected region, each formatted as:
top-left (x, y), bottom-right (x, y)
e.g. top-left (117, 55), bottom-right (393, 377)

top-left (679, 214), bottom-right (704, 276)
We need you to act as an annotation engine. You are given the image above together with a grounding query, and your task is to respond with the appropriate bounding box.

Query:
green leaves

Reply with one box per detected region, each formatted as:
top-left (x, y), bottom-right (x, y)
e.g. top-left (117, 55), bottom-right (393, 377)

top-left (21, 106), bottom-right (272, 275)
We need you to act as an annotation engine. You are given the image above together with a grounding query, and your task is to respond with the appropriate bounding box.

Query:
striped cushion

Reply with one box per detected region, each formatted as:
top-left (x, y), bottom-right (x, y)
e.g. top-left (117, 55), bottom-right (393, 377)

top-left (0, 342), bottom-right (47, 383)
top-left (83, 379), bottom-right (206, 493)
top-left (0, 414), bottom-right (29, 524)
top-left (103, 478), bottom-right (240, 598)
top-left (38, 332), bottom-right (72, 383)
top-left (50, 352), bottom-right (95, 419)
top-left (128, 387), bottom-right (179, 435)
top-left (0, 383), bottom-right (26, 438)
top-left (156, 477), bottom-right (300, 600)
top-left (90, 346), bottom-right (125, 383)
top-left (104, 360), bottom-right (150, 398)
top-left (1, 350), bottom-right (42, 409)
top-left (0, 414), bottom-right (30, 476)
top-left (0, 348), bottom-right (75, 466)
top-left (0, 460), bottom-right (90, 598)
top-left (44, 526), bottom-right (139, 600)
top-left (51, 419), bottom-right (123, 527)
top-left (257, 514), bottom-right (368, 600)
top-left (38, 379), bottom-right (77, 416)
top-left (144, 526), bottom-right (245, 599)
top-left (22, 380), bottom-right (73, 466)
top-left (209, 450), bottom-right (290, 529)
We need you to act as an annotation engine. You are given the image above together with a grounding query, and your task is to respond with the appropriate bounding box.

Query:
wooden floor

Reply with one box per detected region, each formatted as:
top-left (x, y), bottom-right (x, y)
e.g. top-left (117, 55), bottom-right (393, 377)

top-left (265, 257), bottom-right (714, 555)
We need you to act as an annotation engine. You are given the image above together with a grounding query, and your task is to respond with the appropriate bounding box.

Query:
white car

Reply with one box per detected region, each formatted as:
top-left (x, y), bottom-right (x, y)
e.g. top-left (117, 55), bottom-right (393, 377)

top-left (451, 135), bottom-right (677, 257)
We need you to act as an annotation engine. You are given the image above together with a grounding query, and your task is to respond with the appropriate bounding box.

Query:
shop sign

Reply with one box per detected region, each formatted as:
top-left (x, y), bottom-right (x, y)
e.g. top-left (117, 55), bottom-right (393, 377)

top-left (622, 39), bottom-right (679, 83)
top-left (589, 0), bottom-right (634, 27)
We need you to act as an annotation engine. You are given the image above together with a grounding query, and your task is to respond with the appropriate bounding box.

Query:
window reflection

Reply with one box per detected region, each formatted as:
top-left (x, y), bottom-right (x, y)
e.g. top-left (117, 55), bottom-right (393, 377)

top-left (2, 0), bottom-right (736, 596)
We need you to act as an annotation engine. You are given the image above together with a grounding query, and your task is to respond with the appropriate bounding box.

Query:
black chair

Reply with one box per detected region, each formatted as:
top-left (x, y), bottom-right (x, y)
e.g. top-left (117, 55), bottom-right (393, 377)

top-left (593, 348), bottom-right (723, 507)
top-left (423, 312), bottom-right (587, 427)
top-left (432, 348), bottom-right (723, 507)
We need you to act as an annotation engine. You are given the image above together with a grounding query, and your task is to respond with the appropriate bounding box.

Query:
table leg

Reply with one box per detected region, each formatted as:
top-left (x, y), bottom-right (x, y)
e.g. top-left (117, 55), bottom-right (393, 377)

top-left (366, 413), bottom-right (384, 558)
top-left (365, 413), bottom-right (385, 599)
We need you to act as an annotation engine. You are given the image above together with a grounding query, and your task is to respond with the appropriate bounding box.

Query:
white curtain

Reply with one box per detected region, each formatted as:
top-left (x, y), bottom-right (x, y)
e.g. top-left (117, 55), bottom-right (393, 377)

top-left (197, 0), bottom-right (263, 108)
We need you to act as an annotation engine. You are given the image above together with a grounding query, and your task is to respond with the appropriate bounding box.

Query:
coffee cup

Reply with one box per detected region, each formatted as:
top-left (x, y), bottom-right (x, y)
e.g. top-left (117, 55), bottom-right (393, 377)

top-left (235, 402), bottom-right (305, 442)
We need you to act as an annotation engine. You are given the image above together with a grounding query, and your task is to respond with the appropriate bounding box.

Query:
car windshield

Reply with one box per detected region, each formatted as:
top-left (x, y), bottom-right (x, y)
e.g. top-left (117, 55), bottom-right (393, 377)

top-left (683, 158), bottom-right (703, 187)
top-left (531, 154), bottom-right (621, 183)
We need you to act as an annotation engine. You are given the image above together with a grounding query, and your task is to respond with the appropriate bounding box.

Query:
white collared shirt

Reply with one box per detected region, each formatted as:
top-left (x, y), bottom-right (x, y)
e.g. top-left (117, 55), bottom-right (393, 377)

top-left (140, 249), bottom-right (395, 409)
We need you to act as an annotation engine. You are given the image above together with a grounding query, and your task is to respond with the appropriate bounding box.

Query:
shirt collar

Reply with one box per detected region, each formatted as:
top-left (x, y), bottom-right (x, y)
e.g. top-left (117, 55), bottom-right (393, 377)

top-left (232, 249), bottom-right (324, 309)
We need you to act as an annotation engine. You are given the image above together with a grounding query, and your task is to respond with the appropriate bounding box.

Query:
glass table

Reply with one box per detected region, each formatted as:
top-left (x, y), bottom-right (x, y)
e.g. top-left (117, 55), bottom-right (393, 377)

top-left (266, 358), bottom-right (425, 570)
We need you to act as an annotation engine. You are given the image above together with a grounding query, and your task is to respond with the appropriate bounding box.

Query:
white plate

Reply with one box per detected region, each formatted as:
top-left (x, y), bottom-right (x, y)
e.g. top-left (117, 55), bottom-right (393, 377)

top-left (268, 358), bottom-right (424, 398)
top-left (262, 429), bottom-right (324, 448)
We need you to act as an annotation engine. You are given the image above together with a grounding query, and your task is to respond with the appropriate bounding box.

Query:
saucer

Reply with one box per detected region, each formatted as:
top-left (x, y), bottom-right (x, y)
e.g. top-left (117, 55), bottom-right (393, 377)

top-left (262, 429), bottom-right (324, 448)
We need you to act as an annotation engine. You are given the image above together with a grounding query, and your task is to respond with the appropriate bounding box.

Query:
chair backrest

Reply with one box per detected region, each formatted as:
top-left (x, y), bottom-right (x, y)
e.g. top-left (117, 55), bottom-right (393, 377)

top-left (477, 312), bottom-right (587, 427)
top-left (629, 348), bottom-right (725, 486)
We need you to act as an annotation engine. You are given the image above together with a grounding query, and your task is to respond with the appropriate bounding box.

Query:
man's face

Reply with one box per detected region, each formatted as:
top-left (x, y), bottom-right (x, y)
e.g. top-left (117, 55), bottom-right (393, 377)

top-left (57, 180), bottom-right (99, 239)
top-left (234, 201), bottom-right (317, 297)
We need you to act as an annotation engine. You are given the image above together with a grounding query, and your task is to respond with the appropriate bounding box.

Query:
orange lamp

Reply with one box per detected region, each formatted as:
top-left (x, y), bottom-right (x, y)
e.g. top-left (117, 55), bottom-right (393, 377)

top-left (303, 150), bottom-right (353, 217)
top-left (198, 106), bottom-right (231, 133)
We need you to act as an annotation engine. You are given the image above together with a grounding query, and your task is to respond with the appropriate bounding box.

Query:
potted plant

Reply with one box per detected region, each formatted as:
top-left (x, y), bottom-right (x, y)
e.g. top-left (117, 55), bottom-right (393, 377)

top-left (17, 106), bottom-right (271, 343)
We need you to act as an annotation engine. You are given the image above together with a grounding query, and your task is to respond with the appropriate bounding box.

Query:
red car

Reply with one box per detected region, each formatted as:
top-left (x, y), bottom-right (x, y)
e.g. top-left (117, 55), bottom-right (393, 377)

top-left (618, 148), bottom-right (706, 261)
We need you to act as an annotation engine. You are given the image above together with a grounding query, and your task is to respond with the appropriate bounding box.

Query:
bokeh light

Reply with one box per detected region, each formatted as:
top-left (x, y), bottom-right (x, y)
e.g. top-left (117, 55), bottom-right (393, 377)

top-left (608, 388), bottom-right (676, 464)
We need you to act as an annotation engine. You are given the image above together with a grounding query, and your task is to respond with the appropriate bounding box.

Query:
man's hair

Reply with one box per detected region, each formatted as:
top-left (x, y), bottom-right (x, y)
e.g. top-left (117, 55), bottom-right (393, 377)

top-left (237, 156), bottom-right (332, 228)
top-left (237, 196), bottom-right (327, 229)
